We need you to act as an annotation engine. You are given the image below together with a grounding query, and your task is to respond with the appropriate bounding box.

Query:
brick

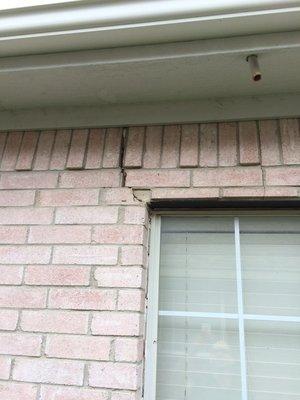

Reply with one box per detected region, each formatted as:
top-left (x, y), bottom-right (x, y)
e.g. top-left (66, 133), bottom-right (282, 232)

top-left (0, 245), bottom-right (51, 264)
top-left (222, 187), bottom-right (265, 197)
top-left (0, 287), bottom-right (47, 308)
top-left (118, 289), bottom-right (144, 311)
top-left (125, 169), bottom-right (190, 188)
top-left (34, 130), bottom-right (55, 170)
top-left (193, 166), bottom-right (262, 187)
top-left (0, 190), bottom-right (35, 206)
top-left (0, 382), bottom-right (38, 400)
top-left (13, 358), bottom-right (84, 386)
top-left (66, 129), bottom-right (88, 169)
top-left (280, 119), bottom-right (300, 164)
top-left (89, 362), bottom-right (141, 390)
top-left (0, 265), bottom-right (23, 285)
top-left (93, 225), bottom-right (145, 244)
top-left (29, 225), bottom-right (91, 243)
top-left (123, 206), bottom-right (148, 225)
top-left (100, 188), bottom-right (136, 204)
top-left (0, 132), bottom-right (7, 161)
top-left (115, 338), bottom-right (143, 362)
top-left (40, 386), bottom-right (109, 400)
top-left (50, 130), bottom-right (71, 170)
top-left (0, 226), bottom-right (27, 243)
top-left (143, 125), bottom-right (163, 168)
top-left (199, 123), bottom-right (218, 167)
top-left (264, 187), bottom-right (299, 197)
top-left (94, 267), bottom-right (145, 288)
top-left (179, 124), bottom-right (199, 167)
top-left (0, 171), bottom-right (58, 189)
top-left (15, 131), bottom-right (39, 170)
top-left (49, 288), bottom-right (116, 310)
top-left (25, 265), bottom-right (90, 286)
top-left (46, 334), bottom-right (111, 360)
top-left (102, 128), bottom-right (122, 168)
top-left (91, 312), bottom-right (141, 336)
top-left (53, 245), bottom-right (118, 265)
top-left (161, 125), bottom-right (180, 168)
top-left (21, 310), bottom-right (89, 334)
top-left (111, 391), bottom-right (138, 400)
top-left (0, 131), bottom-right (23, 171)
top-left (121, 245), bottom-right (145, 265)
top-left (151, 187), bottom-right (219, 199)
top-left (259, 120), bottom-right (281, 166)
top-left (0, 310), bottom-right (19, 330)
top-left (38, 188), bottom-right (99, 206)
top-left (218, 122), bottom-right (237, 166)
top-left (0, 332), bottom-right (42, 356)
top-left (265, 166), bottom-right (300, 186)
top-left (59, 170), bottom-right (120, 188)
top-left (85, 128), bottom-right (105, 169)
top-left (0, 356), bottom-right (11, 379)
top-left (55, 206), bottom-right (118, 224)
top-left (238, 121), bottom-right (260, 165)
top-left (124, 126), bottom-right (145, 168)
top-left (0, 207), bottom-right (53, 225)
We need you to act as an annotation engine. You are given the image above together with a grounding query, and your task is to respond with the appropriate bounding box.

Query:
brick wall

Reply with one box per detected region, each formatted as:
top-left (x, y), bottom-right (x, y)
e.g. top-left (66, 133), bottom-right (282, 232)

top-left (0, 119), bottom-right (299, 399)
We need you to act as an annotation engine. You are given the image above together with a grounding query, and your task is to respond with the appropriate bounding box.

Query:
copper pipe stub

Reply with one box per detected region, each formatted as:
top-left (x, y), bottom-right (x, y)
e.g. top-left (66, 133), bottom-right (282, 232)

top-left (246, 54), bottom-right (262, 82)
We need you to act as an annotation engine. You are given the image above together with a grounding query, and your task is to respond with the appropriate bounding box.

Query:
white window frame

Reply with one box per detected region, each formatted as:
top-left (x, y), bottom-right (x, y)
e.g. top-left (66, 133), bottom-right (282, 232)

top-left (144, 210), bottom-right (300, 400)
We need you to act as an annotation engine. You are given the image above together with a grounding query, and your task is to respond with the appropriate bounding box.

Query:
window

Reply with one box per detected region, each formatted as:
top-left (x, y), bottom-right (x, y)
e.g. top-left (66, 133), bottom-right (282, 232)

top-left (145, 214), bottom-right (300, 400)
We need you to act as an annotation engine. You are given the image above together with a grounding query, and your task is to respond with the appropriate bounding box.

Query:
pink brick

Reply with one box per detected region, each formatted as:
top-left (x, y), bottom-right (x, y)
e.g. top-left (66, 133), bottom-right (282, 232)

top-left (55, 206), bottom-right (118, 224)
top-left (94, 267), bottom-right (145, 288)
top-left (85, 128), bottom-right (105, 169)
top-left (218, 122), bottom-right (237, 166)
top-left (123, 206), bottom-right (148, 225)
top-left (0, 190), bottom-right (35, 206)
top-left (102, 128), bottom-right (122, 168)
top-left (180, 124), bottom-right (199, 167)
top-left (0, 382), bottom-right (38, 400)
top-left (151, 187), bottom-right (219, 199)
top-left (0, 332), bottom-right (42, 356)
top-left (46, 334), bottom-right (111, 360)
top-left (34, 130), bottom-right (55, 170)
top-left (118, 289), bottom-right (144, 311)
top-left (0, 265), bottom-right (23, 284)
top-left (40, 386), bottom-right (109, 400)
top-left (239, 121), bottom-right (260, 165)
top-left (161, 125), bottom-right (180, 168)
top-left (0, 310), bottom-right (19, 330)
top-left (125, 170), bottom-right (190, 188)
top-left (222, 187), bottom-right (265, 197)
top-left (89, 362), bottom-right (141, 390)
top-left (280, 119), bottom-right (300, 164)
top-left (193, 167), bottom-right (262, 187)
top-left (0, 245), bottom-right (51, 264)
top-left (111, 391), bottom-right (138, 400)
top-left (53, 245), bottom-right (118, 265)
top-left (0, 226), bottom-right (27, 244)
top-left (199, 123), bottom-right (217, 167)
top-left (115, 338), bottom-right (143, 362)
top-left (93, 225), bottom-right (145, 244)
top-left (38, 188), bottom-right (99, 206)
top-left (50, 130), bottom-right (71, 170)
top-left (259, 120), bottom-right (281, 166)
top-left (121, 245), bottom-right (145, 265)
top-left (0, 287), bottom-right (47, 308)
top-left (264, 187), bottom-right (299, 197)
top-left (25, 265), bottom-right (90, 286)
top-left (91, 312), bottom-right (141, 336)
top-left (15, 131), bottom-right (39, 170)
top-left (143, 125), bottom-right (163, 168)
top-left (49, 288), bottom-right (116, 310)
top-left (0, 131), bottom-right (23, 171)
top-left (100, 188), bottom-right (136, 204)
top-left (13, 358), bottom-right (84, 385)
top-left (0, 171), bottom-right (58, 189)
top-left (0, 207), bottom-right (53, 225)
top-left (66, 129), bottom-right (88, 169)
top-left (59, 170), bottom-right (120, 188)
top-left (0, 356), bottom-right (11, 379)
top-left (29, 225), bottom-right (91, 243)
top-left (265, 167), bottom-right (300, 185)
top-left (21, 310), bottom-right (89, 334)
top-left (124, 126), bottom-right (145, 168)
top-left (0, 132), bottom-right (7, 160)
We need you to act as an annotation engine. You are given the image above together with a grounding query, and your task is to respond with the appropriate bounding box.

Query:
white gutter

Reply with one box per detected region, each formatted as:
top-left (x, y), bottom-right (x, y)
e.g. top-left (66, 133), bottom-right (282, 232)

top-left (0, 0), bottom-right (300, 56)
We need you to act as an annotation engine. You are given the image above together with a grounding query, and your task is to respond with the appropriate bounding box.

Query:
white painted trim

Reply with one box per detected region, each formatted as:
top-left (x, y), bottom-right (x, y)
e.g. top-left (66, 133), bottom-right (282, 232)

top-left (159, 310), bottom-right (238, 319)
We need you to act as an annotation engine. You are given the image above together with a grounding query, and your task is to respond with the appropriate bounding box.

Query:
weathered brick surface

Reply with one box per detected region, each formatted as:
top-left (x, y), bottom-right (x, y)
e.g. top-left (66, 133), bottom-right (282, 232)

top-left (0, 118), bottom-right (299, 399)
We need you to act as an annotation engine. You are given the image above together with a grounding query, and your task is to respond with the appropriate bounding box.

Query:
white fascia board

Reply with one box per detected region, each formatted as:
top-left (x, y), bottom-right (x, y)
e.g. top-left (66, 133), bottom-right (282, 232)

top-left (1, 0), bottom-right (300, 56)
